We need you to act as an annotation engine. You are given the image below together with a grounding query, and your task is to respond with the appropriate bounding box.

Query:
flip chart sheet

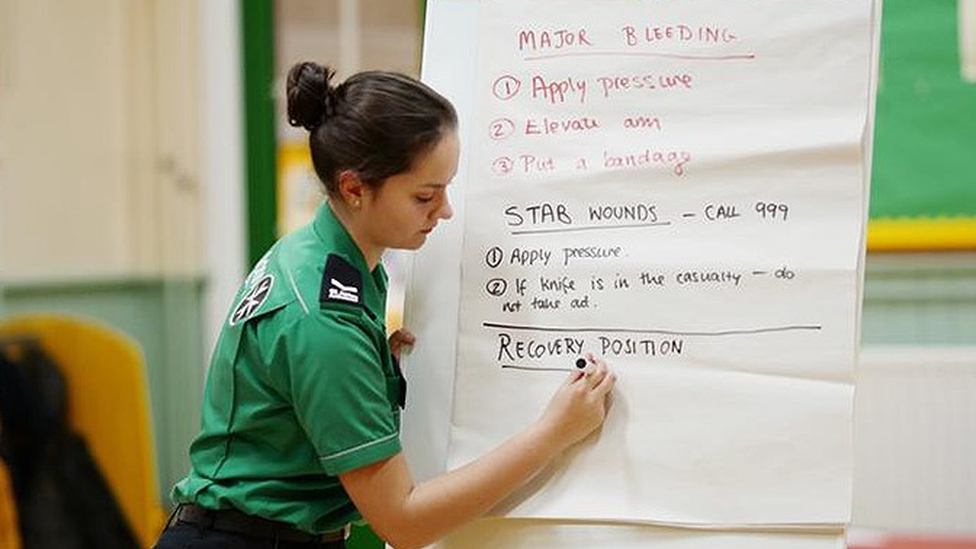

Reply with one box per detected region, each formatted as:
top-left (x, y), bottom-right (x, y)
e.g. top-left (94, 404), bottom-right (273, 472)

top-left (404, 0), bottom-right (876, 528)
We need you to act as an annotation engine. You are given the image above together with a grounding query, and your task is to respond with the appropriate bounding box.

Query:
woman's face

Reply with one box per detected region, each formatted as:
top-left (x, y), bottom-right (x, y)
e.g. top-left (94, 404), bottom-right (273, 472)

top-left (360, 130), bottom-right (459, 251)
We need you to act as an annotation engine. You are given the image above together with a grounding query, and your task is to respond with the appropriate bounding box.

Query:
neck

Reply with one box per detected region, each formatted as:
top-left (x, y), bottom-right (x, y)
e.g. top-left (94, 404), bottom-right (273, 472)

top-left (328, 200), bottom-right (382, 270)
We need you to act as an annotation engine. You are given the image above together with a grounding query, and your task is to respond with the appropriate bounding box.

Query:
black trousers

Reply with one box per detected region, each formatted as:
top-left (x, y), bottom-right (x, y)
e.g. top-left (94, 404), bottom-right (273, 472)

top-left (152, 521), bottom-right (346, 549)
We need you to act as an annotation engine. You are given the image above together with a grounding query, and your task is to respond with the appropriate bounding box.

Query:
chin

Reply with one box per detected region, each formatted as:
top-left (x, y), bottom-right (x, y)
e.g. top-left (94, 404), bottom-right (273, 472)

top-left (409, 234), bottom-right (428, 249)
top-left (390, 234), bottom-right (427, 251)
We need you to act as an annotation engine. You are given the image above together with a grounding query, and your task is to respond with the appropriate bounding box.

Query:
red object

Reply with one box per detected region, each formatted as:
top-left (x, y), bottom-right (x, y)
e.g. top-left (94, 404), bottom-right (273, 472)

top-left (849, 536), bottom-right (976, 549)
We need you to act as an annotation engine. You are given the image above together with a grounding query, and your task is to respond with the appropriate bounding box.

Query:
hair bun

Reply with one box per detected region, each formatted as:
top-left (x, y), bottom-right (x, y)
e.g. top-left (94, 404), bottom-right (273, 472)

top-left (286, 61), bottom-right (337, 131)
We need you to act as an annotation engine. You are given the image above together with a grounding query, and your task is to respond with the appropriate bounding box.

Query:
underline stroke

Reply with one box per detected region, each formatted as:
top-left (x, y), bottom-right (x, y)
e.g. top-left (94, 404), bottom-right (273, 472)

top-left (511, 221), bottom-right (671, 236)
top-left (483, 322), bottom-right (822, 337)
top-left (524, 51), bottom-right (757, 62)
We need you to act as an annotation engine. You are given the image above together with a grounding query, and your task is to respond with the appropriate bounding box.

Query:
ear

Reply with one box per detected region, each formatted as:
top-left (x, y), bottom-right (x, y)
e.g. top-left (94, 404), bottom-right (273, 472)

top-left (337, 170), bottom-right (366, 208)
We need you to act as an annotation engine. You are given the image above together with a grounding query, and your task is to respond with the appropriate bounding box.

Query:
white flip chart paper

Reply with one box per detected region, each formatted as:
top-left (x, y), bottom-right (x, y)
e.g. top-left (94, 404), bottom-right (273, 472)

top-left (404, 0), bottom-right (876, 528)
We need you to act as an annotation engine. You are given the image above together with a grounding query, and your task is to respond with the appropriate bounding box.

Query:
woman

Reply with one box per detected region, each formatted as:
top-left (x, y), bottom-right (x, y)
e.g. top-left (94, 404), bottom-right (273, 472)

top-left (153, 61), bottom-right (616, 549)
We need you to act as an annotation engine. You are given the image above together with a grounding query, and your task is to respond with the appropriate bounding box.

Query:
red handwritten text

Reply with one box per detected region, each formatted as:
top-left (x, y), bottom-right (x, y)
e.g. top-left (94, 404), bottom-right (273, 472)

top-left (530, 75), bottom-right (587, 104)
top-left (518, 28), bottom-right (594, 51)
top-left (525, 116), bottom-right (600, 136)
top-left (597, 73), bottom-right (692, 98)
top-left (622, 115), bottom-right (663, 130)
top-left (603, 148), bottom-right (692, 177)
top-left (621, 25), bottom-right (738, 46)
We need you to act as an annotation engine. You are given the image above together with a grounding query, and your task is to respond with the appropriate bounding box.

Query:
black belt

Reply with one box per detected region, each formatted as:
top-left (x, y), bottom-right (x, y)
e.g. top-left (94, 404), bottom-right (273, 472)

top-left (174, 503), bottom-right (347, 544)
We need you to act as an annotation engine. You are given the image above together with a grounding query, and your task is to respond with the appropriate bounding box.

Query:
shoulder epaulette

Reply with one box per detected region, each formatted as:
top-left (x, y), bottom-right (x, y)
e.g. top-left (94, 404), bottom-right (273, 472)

top-left (320, 254), bottom-right (363, 308)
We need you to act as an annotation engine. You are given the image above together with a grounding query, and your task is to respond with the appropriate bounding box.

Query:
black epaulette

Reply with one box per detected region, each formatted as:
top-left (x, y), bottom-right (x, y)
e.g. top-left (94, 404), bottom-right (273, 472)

top-left (320, 254), bottom-right (363, 308)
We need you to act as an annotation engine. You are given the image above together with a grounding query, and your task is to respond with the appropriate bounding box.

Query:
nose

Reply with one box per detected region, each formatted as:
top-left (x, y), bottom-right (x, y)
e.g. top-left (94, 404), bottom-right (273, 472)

top-left (438, 195), bottom-right (454, 221)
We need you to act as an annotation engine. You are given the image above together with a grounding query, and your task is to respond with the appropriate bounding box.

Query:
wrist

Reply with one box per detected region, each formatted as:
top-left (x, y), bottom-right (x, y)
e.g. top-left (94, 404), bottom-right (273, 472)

top-left (527, 418), bottom-right (568, 457)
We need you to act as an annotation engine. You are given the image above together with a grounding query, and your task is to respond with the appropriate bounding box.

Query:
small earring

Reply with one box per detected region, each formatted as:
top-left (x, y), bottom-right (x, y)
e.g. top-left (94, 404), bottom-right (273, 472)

top-left (353, 200), bottom-right (361, 208)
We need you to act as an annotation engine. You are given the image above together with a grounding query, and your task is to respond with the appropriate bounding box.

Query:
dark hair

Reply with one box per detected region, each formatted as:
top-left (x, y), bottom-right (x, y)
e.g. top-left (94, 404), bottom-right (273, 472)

top-left (286, 61), bottom-right (458, 196)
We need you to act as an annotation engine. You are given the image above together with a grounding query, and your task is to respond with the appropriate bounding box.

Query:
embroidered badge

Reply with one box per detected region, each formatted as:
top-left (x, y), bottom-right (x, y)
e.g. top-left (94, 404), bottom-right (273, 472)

top-left (243, 254), bottom-right (271, 288)
top-left (229, 274), bottom-right (274, 325)
top-left (320, 255), bottom-right (362, 307)
top-left (328, 278), bottom-right (359, 303)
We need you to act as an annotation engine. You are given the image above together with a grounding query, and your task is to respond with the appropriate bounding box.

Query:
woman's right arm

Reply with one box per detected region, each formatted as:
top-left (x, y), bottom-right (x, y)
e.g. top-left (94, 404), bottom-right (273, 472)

top-left (339, 356), bottom-right (616, 549)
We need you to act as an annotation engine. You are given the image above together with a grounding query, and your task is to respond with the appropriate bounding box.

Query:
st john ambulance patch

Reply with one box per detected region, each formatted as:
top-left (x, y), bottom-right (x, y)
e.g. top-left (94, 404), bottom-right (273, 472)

top-left (320, 255), bottom-right (362, 307)
top-left (230, 274), bottom-right (274, 325)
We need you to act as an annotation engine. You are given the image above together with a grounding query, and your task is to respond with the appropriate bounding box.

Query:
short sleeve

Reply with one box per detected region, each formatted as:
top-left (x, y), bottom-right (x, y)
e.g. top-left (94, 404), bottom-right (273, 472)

top-left (286, 309), bottom-right (401, 475)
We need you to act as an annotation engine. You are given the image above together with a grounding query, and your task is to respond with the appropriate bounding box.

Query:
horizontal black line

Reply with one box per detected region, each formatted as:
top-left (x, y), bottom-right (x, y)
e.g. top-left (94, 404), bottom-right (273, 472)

top-left (483, 322), bottom-right (822, 337)
top-left (682, 213), bottom-right (697, 217)
top-left (524, 51), bottom-right (757, 62)
top-left (501, 364), bottom-right (575, 372)
top-left (511, 222), bottom-right (671, 236)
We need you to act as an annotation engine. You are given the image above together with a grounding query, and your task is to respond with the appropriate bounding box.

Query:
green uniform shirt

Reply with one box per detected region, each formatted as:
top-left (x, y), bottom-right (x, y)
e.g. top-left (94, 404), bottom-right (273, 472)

top-left (172, 202), bottom-right (405, 534)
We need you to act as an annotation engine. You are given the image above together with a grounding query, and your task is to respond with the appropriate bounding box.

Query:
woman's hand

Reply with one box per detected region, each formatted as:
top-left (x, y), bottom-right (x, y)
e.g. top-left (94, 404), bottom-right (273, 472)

top-left (340, 352), bottom-right (615, 549)
top-left (388, 329), bottom-right (416, 361)
top-left (536, 353), bottom-right (616, 452)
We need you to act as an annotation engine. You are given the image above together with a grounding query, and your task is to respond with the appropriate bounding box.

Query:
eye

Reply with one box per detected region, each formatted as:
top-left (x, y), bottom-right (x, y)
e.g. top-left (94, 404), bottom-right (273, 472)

top-left (415, 194), bottom-right (435, 204)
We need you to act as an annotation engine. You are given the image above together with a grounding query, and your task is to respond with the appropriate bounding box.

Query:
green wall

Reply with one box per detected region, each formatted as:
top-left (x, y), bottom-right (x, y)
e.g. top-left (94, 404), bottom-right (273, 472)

top-left (242, 0), bottom-right (278, 266)
top-left (871, 0), bottom-right (976, 221)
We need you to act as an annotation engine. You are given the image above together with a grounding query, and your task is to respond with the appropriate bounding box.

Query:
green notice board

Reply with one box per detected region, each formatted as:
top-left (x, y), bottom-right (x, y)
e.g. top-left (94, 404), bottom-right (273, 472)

top-left (869, 0), bottom-right (976, 250)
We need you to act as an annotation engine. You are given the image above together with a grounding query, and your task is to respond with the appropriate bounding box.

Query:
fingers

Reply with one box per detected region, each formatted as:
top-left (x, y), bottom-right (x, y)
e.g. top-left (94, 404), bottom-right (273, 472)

top-left (394, 331), bottom-right (415, 348)
top-left (581, 354), bottom-right (609, 388)
top-left (564, 368), bottom-right (585, 388)
top-left (591, 363), bottom-right (616, 397)
top-left (568, 354), bottom-right (614, 397)
top-left (389, 329), bottom-right (417, 360)
top-left (391, 329), bottom-right (416, 346)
